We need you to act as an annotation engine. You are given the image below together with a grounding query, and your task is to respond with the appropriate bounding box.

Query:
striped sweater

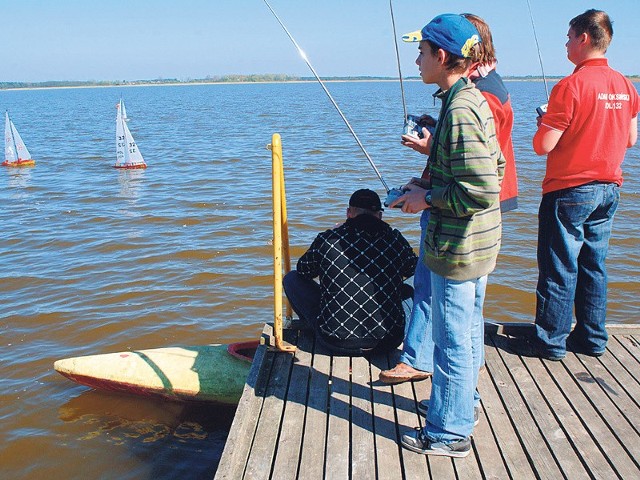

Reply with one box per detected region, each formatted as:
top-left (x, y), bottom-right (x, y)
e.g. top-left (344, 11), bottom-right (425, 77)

top-left (425, 78), bottom-right (505, 281)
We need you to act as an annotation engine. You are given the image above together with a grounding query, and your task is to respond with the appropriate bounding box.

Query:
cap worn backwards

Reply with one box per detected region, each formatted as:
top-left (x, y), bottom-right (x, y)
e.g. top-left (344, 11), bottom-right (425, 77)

top-left (349, 189), bottom-right (383, 212)
top-left (402, 13), bottom-right (480, 58)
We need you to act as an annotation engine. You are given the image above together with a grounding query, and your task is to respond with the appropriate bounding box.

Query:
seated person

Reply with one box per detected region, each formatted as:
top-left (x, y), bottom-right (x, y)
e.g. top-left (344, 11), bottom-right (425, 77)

top-left (283, 189), bottom-right (418, 355)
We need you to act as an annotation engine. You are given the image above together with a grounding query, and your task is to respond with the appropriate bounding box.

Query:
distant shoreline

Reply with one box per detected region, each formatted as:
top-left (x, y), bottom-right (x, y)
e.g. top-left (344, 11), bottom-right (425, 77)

top-left (1, 74), bottom-right (638, 91)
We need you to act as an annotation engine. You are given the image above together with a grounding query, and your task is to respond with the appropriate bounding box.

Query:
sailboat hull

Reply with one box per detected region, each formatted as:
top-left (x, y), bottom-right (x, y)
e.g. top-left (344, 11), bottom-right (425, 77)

top-left (2, 159), bottom-right (35, 167)
top-left (113, 163), bottom-right (147, 169)
top-left (54, 341), bottom-right (258, 404)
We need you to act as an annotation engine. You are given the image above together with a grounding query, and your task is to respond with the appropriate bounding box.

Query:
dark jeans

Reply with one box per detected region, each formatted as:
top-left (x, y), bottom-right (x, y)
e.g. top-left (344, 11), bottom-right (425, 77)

top-left (534, 182), bottom-right (619, 356)
top-left (283, 271), bottom-right (411, 356)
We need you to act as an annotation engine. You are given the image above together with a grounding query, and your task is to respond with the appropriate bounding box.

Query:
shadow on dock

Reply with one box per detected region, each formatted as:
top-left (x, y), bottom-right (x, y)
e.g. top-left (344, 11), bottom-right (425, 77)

top-left (216, 322), bottom-right (640, 479)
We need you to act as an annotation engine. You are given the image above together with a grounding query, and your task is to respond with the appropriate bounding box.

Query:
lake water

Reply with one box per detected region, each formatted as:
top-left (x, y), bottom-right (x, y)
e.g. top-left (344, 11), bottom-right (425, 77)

top-left (1, 80), bottom-right (638, 479)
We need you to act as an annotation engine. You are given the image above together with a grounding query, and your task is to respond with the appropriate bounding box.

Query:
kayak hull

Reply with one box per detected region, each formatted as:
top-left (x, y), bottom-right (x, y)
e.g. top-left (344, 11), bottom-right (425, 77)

top-left (54, 341), bottom-right (258, 404)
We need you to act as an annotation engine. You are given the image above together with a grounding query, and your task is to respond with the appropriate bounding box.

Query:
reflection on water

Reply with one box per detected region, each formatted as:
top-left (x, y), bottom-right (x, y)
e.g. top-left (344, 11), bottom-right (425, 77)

top-left (56, 390), bottom-right (235, 478)
top-left (0, 81), bottom-right (638, 479)
top-left (59, 391), bottom-right (187, 443)
top-left (6, 168), bottom-right (33, 196)
top-left (117, 169), bottom-right (145, 203)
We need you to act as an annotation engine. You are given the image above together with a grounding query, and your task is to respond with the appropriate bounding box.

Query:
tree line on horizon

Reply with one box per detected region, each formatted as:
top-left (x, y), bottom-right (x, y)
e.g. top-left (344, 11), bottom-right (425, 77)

top-left (1, 73), bottom-right (638, 90)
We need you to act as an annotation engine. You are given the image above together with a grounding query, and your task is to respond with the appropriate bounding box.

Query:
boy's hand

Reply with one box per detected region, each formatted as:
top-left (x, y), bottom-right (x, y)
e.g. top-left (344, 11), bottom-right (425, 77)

top-left (401, 129), bottom-right (432, 155)
top-left (389, 183), bottom-right (430, 214)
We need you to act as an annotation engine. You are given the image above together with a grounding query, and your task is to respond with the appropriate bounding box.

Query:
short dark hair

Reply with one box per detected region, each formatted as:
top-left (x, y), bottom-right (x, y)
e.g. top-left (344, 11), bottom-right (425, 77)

top-left (570, 9), bottom-right (613, 52)
top-left (425, 40), bottom-right (474, 74)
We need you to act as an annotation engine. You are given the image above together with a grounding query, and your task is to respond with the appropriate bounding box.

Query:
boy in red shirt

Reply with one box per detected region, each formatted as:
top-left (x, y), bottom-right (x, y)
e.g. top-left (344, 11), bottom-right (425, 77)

top-left (513, 9), bottom-right (638, 360)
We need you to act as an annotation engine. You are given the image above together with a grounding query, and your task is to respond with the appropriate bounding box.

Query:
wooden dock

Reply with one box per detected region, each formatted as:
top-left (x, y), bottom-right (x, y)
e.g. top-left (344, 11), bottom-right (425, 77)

top-left (215, 323), bottom-right (640, 479)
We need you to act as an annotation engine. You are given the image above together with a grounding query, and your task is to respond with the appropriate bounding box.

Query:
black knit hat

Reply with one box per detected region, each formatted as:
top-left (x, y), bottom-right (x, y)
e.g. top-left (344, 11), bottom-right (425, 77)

top-left (349, 189), bottom-right (383, 212)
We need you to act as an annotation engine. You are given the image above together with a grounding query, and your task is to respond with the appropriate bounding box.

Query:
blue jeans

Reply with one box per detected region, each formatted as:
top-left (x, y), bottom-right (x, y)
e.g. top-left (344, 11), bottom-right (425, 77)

top-left (424, 273), bottom-right (487, 443)
top-left (399, 209), bottom-right (434, 372)
top-left (534, 182), bottom-right (619, 356)
top-left (283, 270), bottom-right (321, 327)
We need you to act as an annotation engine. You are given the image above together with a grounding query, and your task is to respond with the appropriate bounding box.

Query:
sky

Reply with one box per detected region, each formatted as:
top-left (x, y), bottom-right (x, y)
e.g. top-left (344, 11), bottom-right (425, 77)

top-left (1, 0), bottom-right (638, 83)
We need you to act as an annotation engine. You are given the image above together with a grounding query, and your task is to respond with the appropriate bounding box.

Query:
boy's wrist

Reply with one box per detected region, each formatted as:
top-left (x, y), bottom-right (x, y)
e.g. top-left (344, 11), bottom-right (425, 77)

top-left (424, 190), bottom-right (432, 207)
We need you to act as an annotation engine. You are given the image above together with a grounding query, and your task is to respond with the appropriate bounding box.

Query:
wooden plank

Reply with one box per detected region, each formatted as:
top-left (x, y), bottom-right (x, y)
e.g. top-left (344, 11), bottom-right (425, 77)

top-left (614, 334), bottom-right (640, 366)
top-left (483, 321), bottom-right (640, 336)
top-left (215, 341), bottom-right (272, 480)
top-left (607, 336), bottom-right (640, 388)
top-left (243, 343), bottom-right (295, 480)
top-left (596, 343), bottom-right (640, 410)
top-left (452, 439), bottom-right (483, 479)
top-left (484, 321), bottom-right (535, 337)
top-left (270, 332), bottom-right (313, 479)
top-left (478, 335), bottom-right (537, 479)
top-left (505, 350), bottom-right (592, 479)
top-left (391, 371), bottom-right (430, 478)
top-left (401, 378), bottom-right (462, 478)
top-left (351, 356), bottom-right (376, 479)
top-left (369, 353), bottom-right (403, 480)
top-left (496, 334), bottom-right (591, 478)
top-left (325, 355), bottom-right (351, 479)
top-left (569, 353), bottom-right (640, 460)
top-left (469, 382), bottom-right (512, 478)
top-left (297, 337), bottom-right (330, 480)
top-left (219, 324), bottom-right (640, 480)
top-left (606, 325), bottom-right (640, 334)
top-left (480, 335), bottom-right (537, 479)
top-left (544, 355), bottom-right (640, 478)
top-left (519, 352), bottom-right (618, 479)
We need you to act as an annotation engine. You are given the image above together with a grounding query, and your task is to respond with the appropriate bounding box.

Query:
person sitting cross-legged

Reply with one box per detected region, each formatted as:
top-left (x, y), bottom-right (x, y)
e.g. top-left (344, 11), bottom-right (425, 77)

top-left (283, 189), bottom-right (418, 356)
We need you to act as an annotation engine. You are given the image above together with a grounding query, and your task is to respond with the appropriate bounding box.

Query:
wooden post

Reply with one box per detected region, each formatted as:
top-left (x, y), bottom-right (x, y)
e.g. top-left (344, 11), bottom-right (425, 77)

top-left (279, 142), bottom-right (292, 320)
top-left (268, 134), bottom-right (296, 353)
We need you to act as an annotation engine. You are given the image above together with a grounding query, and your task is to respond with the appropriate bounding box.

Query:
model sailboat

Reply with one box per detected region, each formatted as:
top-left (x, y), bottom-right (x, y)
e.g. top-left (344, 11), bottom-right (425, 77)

top-left (3, 111), bottom-right (35, 167)
top-left (114, 99), bottom-right (147, 169)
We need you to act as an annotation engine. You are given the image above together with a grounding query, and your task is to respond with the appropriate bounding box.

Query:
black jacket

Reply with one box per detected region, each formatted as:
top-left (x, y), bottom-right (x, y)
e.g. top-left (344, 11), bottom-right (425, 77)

top-left (297, 214), bottom-right (417, 352)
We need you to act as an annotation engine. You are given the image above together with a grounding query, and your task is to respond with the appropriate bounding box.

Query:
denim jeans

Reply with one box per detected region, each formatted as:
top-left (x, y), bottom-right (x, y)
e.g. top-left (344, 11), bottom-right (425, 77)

top-left (399, 209), bottom-right (434, 372)
top-left (534, 182), bottom-right (619, 356)
top-left (282, 270), bottom-right (321, 327)
top-left (424, 273), bottom-right (487, 443)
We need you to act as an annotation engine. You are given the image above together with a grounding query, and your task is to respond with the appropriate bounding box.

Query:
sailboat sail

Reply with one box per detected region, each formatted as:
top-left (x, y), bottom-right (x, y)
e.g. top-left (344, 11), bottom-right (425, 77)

top-left (11, 121), bottom-right (32, 161)
top-left (115, 102), bottom-right (126, 166)
top-left (114, 99), bottom-right (146, 169)
top-left (3, 111), bottom-right (34, 167)
top-left (4, 113), bottom-right (16, 163)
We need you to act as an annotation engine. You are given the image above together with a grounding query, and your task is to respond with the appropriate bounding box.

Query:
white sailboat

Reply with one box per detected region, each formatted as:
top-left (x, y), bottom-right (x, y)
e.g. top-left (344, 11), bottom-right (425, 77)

top-left (114, 99), bottom-right (147, 169)
top-left (3, 111), bottom-right (35, 167)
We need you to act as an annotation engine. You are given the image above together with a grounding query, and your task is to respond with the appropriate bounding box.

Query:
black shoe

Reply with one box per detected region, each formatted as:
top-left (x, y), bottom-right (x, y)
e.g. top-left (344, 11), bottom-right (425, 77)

top-left (401, 428), bottom-right (471, 458)
top-left (508, 336), bottom-right (565, 361)
top-left (417, 400), bottom-right (480, 426)
top-left (566, 336), bottom-right (605, 357)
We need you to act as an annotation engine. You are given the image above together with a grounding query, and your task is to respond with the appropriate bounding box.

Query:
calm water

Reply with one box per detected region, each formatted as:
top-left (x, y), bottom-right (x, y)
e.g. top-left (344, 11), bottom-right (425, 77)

top-left (1, 81), bottom-right (638, 479)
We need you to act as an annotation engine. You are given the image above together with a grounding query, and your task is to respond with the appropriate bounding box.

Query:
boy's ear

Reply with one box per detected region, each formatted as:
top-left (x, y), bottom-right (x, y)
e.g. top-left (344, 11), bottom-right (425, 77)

top-left (437, 48), bottom-right (448, 65)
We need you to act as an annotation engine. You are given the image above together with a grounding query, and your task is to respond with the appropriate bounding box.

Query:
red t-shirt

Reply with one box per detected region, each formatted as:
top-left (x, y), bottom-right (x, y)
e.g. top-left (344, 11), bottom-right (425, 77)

top-left (540, 58), bottom-right (639, 195)
top-left (477, 74), bottom-right (517, 212)
top-left (421, 71), bottom-right (519, 212)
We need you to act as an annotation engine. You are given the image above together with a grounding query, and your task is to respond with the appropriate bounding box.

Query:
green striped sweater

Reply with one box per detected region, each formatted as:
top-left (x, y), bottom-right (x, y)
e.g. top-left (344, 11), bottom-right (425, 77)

top-left (425, 78), bottom-right (505, 281)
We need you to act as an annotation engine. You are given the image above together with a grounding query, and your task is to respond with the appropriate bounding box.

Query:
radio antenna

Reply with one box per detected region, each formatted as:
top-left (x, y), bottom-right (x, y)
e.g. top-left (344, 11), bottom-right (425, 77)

top-left (262, 0), bottom-right (391, 192)
top-left (526, 0), bottom-right (550, 101)
top-left (389, 0), bottom-right (407, 120)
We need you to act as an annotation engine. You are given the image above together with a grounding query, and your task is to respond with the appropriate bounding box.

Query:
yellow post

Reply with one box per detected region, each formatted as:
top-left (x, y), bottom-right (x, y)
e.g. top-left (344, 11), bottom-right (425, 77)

top-left (268, 134), bottom-right (296, 353)
top-left (279, 148), bottom-right (293, 320)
